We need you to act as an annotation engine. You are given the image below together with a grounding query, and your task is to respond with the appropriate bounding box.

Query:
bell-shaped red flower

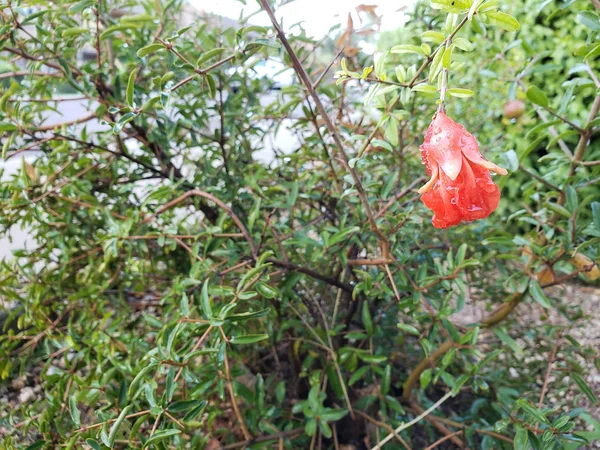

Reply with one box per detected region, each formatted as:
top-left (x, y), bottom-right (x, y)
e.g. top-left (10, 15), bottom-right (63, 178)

top-left (418, 111), bottom-right (507, 229)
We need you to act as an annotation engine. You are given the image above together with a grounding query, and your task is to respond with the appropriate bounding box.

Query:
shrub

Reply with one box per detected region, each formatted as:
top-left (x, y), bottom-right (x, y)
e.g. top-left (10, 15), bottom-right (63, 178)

top-left (1, 0), bottom-right (599, 448)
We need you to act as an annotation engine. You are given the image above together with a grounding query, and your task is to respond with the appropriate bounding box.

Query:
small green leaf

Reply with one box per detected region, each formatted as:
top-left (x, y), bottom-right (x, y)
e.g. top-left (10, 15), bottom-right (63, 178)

top-left (108, 405), bottom-right (132, 447)
top-left (61, 27), bottom-right (87, 38)
top-left (69, 395), bottom-right (81, 428)
top-left (447, 88), bottom-right (474, 98)
top-left (529, 281), bottom-right (551, 308)
top-left (143, 429), bottom-right (181, 448)
top-left (442, 43), bottom-right (454, 69)
top-left (526, 86), bottom-right (549, 107)
top-left (412, 84), bottom-right (438, 95)
top-left (420, 368), bottom-right (432, 389)
top-left (591, 202), bottom-right (600, 233)
top-left (485, 10), bottom-right (520, 31)
top-left (397, 323), bottom-right (420, 335)
top-left (230, 334), bottom-right (269, 344)
top-left (516, 399), bottom-right (550, 424)
top-left (390, 44), bottom-right (425, 55)
top-left (205, 73), bottom-right (216, 98)
top-left (197, 48), bottom-right (225, 66)
top-left (168, 399), bottom-right (206, 412)
top-left (576, 11), bottom-right (600, 31)
top-left (572, 372), bottom-right (598, 405)
top-left (421, 30), bottom-right (445, 44)
top-left (201, 280), bottom-right (212, 318)
top-left (256, 282), bottom-right (278, 299)
top-left (137, 44), bottom-right (164, 57)
top-left (126, 68), bottom-right (137, 108)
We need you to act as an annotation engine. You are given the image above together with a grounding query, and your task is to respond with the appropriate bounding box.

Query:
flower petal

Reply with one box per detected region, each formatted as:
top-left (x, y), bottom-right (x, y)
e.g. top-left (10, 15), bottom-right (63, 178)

top-left (417, 163), bottom-right (439, 194)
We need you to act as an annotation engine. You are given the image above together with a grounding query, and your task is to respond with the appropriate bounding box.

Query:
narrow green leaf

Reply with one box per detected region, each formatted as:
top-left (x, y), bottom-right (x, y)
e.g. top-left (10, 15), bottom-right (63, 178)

top-left (137, 43), bottom-right (164, 57)
top-left (447, 88), bottom-right (474, 98)
top-left (201, 280), bottom-right (212, 318)
top-left (572, 372), bottom-right (598, 405)
top-left (126, 69), bottom-right (136, 108)
top-left (143, 429), bottom-right (181, 448)
top-left (230, 334), bottom-right (269, 344)
top-left (197, 47), bottom-right (225, 67)
top-left (526, 86), bottom-right (549, 107)
top-left (485, 10), bottom-right (520, 31)
top-left (69, 395), bottom-right (80, 428)
top-left (516, 399), bottom-right (550, 424)
top-left (108, 405), bottom-right (132, 447)
top-left (529, 281), bottom-right (551, 308)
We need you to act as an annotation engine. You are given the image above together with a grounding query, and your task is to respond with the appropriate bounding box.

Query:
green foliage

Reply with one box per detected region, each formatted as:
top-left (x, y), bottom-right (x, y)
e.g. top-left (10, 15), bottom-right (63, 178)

top-left (1, 0), bottom-right (599, 448)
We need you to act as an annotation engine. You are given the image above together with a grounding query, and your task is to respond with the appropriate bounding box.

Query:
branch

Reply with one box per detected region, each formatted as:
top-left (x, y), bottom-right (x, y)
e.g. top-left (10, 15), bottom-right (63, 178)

top-left (142, 189), bottom-right (257, 258)
top-left (259, 0), bottom-right (390, 260)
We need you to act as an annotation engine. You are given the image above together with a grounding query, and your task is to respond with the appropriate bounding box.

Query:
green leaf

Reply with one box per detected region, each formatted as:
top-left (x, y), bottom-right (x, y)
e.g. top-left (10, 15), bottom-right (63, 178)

top-left (69, 395), bottom-right (81, 428)
top-left (397, 323), bottom-right (420, 335)
top-left (329, 226), bottom-right (360, 246)
top-left (230, 334), bottom-right (269, 344)
top-left (493, 328), bottom-right (523, 356)
top-left (485, 11), bottom-right (520, 31)
top-left (412, 84), bottom-right (438, 95)
top-left (126, 68), bottom-right (136, 108)
top-left (545, 202), bottom-right (571, 218)
top-left (61, 27), bottom-right (87, 38)
top-left (571, 372), bottom-right (598, 405)
top-left (431, 0), bottom-right (470, 13)
top-left (442, 43), bottom-right (454, 69)
top-left (381, 364), bottom-right (391, 395)
top-left (128, 362), bottom-right (158, 398)
top-left (429, 47), bottom-right (446, 82)
top-left (0, 123), bottom-right (18, 132)
top-left (137, 44), bottom-right (164, 57)
top-left (514, 425), bottom-right (529, 449)
top-left (168, 399), bottom-right (206, 412)
top-left (85, 440), bottom-right (102, 450)
top-left (143, 429), bottom-right (181, 448)
top-left (183, 400), bottom-right (208, 421)
top-left (205, 73), bottom-right (216, 99)
top-left (526, 86), bottom-right (549, 107)
top-left (201, 280), bottom-right (212, 318)
top-left (108, 405), bottom-right (132, 447)
top-left (420, 368), bottom-right (432, 389)
top-left (591, 202), bottom-right (600, 233)
top-left (197, 48), bottom-right (225, 67)
top-left (576, 11), bottom-right (600, 31)
top-left (529, 281), bottom-right (551, 308)
top-left (421, 30), bottom-right (445, 44)
top-left (255, 282), bottom-right (278, 299)
top-left (516, 399), bottom-right (550, 424)
top-left (447, 88), bottom-right (474, 98)
top-left (565, 186), bottom-right (578, 213)
top-left (113, 112), bottom-right (136, 135)
top-left (390, 44), bottom-right (425, 55)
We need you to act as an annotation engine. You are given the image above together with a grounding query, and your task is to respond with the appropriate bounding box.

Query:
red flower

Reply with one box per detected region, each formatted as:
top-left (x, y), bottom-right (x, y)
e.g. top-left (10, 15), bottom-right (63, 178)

top-left (418, 111), bottom-right (507, 229)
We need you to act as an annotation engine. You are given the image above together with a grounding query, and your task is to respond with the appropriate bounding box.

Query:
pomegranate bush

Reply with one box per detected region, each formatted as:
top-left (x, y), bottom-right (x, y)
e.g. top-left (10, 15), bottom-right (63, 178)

top-left (0, 0), bottom-right (599, 448)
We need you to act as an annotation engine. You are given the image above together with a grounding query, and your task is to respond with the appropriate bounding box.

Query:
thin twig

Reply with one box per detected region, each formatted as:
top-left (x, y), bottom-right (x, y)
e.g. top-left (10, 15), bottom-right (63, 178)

top-left (371, 392), bottom-right (454, 450)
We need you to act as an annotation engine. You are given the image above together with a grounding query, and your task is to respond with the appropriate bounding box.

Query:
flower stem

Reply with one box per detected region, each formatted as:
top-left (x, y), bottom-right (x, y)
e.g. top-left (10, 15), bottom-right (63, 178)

top-left (438, 26), bottom-right (455, 112)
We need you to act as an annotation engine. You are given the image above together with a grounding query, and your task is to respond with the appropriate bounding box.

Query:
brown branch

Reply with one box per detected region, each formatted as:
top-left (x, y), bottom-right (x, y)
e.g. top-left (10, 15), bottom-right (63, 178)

top-left (259, 0), bottom-right (390, 259)
top-left (402, 293), bottom-right (524, 400)
top-left (141, 189), bottom-right (257, 258)
top-left (223, 350), bottom-right (251, 440)
top-left (538, 334), bottom-right (561, 408)
top-left (219, 428), bottom-right (304, 450)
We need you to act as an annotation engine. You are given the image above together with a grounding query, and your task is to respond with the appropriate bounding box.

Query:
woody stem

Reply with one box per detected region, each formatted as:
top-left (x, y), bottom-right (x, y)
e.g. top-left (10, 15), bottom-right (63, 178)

top-left (438, 36), bottom-right (453, 111)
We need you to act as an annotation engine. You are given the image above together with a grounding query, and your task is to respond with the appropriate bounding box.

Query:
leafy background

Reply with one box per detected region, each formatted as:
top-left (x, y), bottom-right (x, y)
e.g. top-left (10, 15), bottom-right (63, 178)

top-left (0, 0), bottom-right (599, 448)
